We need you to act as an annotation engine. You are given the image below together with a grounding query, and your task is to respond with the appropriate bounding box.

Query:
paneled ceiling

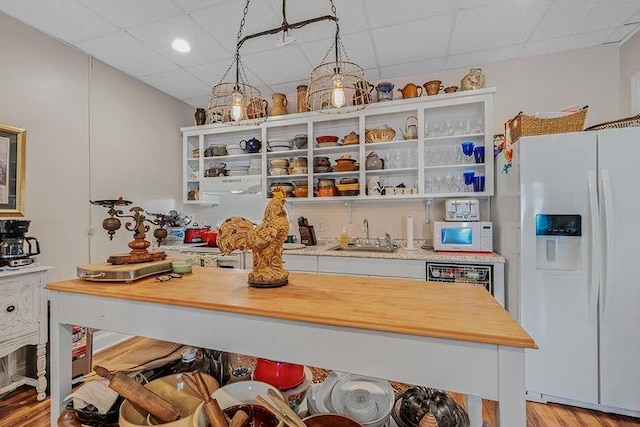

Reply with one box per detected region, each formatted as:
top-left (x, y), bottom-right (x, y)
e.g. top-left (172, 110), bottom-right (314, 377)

top-left (1, 0), bottom-right (639, 107)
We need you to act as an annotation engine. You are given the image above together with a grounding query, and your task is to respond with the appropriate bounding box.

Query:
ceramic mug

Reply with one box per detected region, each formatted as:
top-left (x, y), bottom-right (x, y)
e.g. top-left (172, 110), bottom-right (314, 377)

top-left (424, 80), bottom-right (444, 96)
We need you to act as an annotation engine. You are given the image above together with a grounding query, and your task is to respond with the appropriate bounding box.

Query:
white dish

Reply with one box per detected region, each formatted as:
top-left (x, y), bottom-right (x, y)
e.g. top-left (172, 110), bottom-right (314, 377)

top-left (329, 375), bottom-right (394, 426)
top-left (316, 142), bottom-right (340, 147)
top-left (270, 146), bottom-right (292, 152)
top-left (283, 243), bottom-right (306, 250)
top-left (314, 371), bottom-right (347, 413)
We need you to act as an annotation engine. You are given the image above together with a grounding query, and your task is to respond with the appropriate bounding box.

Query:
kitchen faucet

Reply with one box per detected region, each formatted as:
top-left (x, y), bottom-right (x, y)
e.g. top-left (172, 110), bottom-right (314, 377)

top-left (362, 219), bottom-right (369, 241)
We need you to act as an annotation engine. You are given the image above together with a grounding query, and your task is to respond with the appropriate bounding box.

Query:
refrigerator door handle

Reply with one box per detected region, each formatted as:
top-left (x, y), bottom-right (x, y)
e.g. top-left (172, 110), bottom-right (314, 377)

top-left (601, 169), bottom-right (614, 321)
top-left (587, 171), bottom-right (600, 321)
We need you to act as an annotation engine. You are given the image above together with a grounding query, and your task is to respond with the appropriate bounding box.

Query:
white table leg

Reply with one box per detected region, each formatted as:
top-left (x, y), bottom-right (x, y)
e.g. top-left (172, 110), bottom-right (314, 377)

top-left (49, 292), bottom-right (73, 424)
top-left (495, 346), bottom-right (526, 427)
top-left (466, 394), bottom-right (483, 427)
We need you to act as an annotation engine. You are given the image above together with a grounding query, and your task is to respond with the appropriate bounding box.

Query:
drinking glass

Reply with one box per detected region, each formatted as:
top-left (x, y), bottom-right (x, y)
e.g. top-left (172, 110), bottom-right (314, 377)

top-left (461, 141), bottom-right (474, 163)
top-left (473, 175), bottom-right (486, 192)
top-left (473, 146), bottom-right (485, 163)
top-left (463, 171), bottom-right (475, 185)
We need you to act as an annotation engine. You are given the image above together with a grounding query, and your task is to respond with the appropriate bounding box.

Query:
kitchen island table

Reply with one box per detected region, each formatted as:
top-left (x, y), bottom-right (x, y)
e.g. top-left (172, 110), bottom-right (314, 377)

top-left (46, 268), bottom-right (535, 426)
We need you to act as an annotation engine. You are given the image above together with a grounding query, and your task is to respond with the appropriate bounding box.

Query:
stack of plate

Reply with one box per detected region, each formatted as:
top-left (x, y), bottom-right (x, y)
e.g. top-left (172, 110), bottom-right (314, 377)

top-left (306, 372), bottom-right (394, 427)
top-left (229, 165), bottom-right (249, 176)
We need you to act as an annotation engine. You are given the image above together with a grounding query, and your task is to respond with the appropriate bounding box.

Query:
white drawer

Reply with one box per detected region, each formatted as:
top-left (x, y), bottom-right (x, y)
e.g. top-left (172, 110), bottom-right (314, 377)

top-left (318, 256), bottom-right (425, 279)
top-left (0, 276), bottom-right (41, 341)
top-left (283, 254), bottom-right (317, 272)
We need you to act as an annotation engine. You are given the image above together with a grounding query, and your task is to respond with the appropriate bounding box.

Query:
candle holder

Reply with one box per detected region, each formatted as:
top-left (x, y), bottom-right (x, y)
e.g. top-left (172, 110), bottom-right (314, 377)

top-left (90, 197), bottom-right (167, 265)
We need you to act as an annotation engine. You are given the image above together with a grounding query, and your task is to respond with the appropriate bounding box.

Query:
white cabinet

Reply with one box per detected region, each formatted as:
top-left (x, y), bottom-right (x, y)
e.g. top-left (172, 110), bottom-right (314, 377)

top-left (181, 88), bottom-right (495, 203)
top-left (282, 254), bottom-right (317, 272)
top-left (317, 256), bottom-right (425, 279)
top-left (0, 266), bottom-right (51, 401)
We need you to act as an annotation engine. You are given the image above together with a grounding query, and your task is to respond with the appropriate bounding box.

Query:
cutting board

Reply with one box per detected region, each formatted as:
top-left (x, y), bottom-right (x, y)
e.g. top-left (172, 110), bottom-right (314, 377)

top-left (77, 259), bottom-right (173, 283)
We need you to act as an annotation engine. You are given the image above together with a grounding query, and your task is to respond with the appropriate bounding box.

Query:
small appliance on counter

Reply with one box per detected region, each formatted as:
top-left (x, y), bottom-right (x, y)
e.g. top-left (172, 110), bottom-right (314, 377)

top-left (433, 221), bottom-right (493, 253)
top-left (444, 198), bottom-right (480, 221)
top-left (0, 219), bottom-right (40, 267)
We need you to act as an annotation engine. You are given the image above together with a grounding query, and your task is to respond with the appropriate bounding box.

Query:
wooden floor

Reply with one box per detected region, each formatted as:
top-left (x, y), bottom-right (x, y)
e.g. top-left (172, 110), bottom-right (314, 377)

top-left (1, 336), bottom-right (640, 426)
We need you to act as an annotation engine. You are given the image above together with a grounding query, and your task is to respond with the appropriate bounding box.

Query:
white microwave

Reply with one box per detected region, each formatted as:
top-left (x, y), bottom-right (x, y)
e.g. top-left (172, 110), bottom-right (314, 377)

top-left (433, 221), bottom-right (493, 252)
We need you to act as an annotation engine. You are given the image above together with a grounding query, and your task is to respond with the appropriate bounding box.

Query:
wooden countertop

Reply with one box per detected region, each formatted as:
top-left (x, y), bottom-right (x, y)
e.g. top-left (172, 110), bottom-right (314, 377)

top-left (46, 267), bottom-right (536, 349)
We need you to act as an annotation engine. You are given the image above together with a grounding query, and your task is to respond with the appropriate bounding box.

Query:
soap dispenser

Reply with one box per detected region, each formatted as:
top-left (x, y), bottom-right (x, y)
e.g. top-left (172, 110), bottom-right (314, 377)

top-left (340, 226), bottom-right (349, 247)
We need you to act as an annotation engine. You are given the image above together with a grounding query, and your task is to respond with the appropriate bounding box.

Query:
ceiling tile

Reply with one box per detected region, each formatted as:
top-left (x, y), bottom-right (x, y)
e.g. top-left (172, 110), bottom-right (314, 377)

top-left (190, 0), bottom-right (280, 56)
top-left (364, 0), bottom-right (455, 28)
top-left (457, 0), bottom-right (511, 9)
top-left (446, 44), bottom-right (523, 69)
top-left (242, 44), bottom-right (312, 86)
top-left (186, 59), bottom-right (266, 87)
top-left (172, 0), bottom-right (229, 12)
top-left (379, 57), bottom-right (446, 80)
top-left (531, 0), bottom-right (640, 41)
top-left (0, 0), bottom-right (118, 43)
top-left (372, 15), bottom-right (453, 67)
top-left (450, 0), bottom-right (552, 55)
top-left (605, 24), bottom-right (639, 43)
top-left (77, 0), bottom-right (182, 29)
top-left (300, 31), bottom-right (377, 70)
top-left (128, 15), bottom-right (228, 67)
top-left (521, 29), bottom-right (613, 57)
top-left (182, 95), bottom-right (211, 108)
top-left (77, 31), bottom-right (178, 77)
top-left (139, 68), bottom-right (211, 99)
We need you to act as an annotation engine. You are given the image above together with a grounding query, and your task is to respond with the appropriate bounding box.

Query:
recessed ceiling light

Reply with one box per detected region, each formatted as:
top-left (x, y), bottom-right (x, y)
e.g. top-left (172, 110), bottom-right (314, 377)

top-left (172, 38), bottom-right (191, 53)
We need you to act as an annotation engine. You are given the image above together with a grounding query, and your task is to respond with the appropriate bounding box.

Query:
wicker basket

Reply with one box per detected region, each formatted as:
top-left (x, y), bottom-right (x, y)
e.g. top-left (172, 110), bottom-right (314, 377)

top-left (508, 106), bottom-right (588, 142)
top-left (583, 113), bottom-right (640, 131)
top-left (365, 125), bottom-right (396, 143)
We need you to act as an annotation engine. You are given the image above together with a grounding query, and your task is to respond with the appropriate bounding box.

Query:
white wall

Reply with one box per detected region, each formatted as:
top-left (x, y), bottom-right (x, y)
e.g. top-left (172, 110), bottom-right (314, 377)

top-left (620, 29), bottom-right (640, 116)
top-left (0, 12), bottom-right (193, 281)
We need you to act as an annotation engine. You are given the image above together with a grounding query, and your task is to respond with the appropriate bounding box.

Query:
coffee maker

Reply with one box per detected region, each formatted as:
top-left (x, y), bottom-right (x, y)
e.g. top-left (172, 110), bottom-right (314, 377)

top-left (0, 219), bottom-right (40, 267)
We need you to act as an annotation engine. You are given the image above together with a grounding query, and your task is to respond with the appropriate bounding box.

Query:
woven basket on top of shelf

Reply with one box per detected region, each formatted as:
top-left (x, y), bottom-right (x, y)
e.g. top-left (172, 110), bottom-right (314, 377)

top-left (507, 106), bottom-right (588, 143)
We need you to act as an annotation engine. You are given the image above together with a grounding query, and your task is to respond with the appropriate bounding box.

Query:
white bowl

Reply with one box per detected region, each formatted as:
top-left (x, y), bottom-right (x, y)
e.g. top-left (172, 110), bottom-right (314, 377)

top-left (330, 374), bottom-right (394, 427)
top-left (227, 148), bottom-right (245, 155)
top-left (192, 381), bottom-right (283, 427)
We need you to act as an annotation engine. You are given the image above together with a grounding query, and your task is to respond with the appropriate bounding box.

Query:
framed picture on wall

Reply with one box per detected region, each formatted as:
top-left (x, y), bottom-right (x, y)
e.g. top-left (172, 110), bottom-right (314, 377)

top-left (0, 124), bottom-right (25, 216)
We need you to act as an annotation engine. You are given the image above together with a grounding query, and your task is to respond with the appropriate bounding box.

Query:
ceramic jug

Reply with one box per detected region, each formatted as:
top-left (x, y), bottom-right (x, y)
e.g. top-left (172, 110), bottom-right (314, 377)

top-left (376, 82), bottom-right (394, 102)
top-left (353, 81), bottom-right (375, 105)
top-left (296, 85), bottom-right (310, 113)
top-left (398, 83), bottom-right (423, 99)
top-left (194, 108), bottom-right (207, 125)
top-left (460, 68), bottom-right (486, 91)
top-left (270, 93), bottom-right (288, 116)
top-left (247, 98), bottom-right (268, 119)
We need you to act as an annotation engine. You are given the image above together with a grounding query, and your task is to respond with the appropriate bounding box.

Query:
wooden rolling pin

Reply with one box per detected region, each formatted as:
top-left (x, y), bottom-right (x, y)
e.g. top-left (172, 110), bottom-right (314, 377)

top-left (229, 410), bottom-right (249, 427)
top-left (192, 371), bottom-right (228, 427)
top-left (94, 366), bottom-right (180, 423)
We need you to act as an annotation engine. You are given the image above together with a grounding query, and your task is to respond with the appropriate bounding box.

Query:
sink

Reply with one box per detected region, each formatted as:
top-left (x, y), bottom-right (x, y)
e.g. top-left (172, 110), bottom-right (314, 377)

top-left (328, 244), bottom-right (398, 253)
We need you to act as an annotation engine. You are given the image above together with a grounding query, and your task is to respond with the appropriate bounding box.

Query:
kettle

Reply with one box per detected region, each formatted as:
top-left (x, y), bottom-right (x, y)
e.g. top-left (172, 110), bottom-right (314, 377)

top-left (400, 115), bottom-right (418, 140)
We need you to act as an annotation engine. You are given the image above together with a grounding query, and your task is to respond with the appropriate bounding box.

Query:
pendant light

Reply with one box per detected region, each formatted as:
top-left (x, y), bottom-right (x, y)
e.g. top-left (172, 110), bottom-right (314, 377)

top-left (207, 0), bottom-right (265, 126)
top-left (306, 2), bottom-right (369, 114)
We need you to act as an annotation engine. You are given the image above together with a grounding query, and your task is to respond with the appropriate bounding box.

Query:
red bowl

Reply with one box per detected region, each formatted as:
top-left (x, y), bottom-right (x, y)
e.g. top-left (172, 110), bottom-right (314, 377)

top-left (253, 358), bottom-right (305, 390)
top-left (316, 135), bottom-right (339, 144)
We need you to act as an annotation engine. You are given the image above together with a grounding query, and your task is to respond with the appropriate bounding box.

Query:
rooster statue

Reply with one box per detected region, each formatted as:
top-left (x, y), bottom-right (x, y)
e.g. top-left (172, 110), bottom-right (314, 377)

top-left (217, 196), bottom-right (289, 288)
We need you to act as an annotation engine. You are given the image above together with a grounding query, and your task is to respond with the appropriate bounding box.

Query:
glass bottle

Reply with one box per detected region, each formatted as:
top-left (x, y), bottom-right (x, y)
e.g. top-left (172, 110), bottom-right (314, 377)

top-left (171, 347), bottom-right (204, 373)
top-left (297, 85), bottom-right (309, 113)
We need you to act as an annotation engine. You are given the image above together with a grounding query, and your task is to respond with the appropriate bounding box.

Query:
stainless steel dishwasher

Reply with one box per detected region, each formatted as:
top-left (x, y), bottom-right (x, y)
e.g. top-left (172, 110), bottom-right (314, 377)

top-left (426, 262), bottom-right (494, 296)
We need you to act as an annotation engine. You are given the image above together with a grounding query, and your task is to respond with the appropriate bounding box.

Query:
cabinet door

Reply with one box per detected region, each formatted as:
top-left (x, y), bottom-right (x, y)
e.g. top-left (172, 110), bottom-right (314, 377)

top-left (0, 276), bottom-right (41, 341)
top-left (598, 128), bottom-right (640, 411)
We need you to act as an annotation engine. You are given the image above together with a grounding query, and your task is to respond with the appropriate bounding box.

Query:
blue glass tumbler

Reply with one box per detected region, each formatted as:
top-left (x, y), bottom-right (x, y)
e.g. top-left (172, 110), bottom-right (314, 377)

top-left (463, 171), bottom-right (475, 185)
top-left (473, 146), bottom-right (485, 163)
top-left (473, 175), bottom-right (486, 192)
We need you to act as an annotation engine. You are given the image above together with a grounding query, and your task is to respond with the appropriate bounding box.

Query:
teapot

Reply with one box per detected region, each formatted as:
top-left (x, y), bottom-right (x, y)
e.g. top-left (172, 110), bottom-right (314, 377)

top-left (365, 151), bottom-right (385, 170)
top-left (239, 137), bottom-right (261, 153)
top-left (398, 83), bottom-right (423, 99)
top-left (400, 115), bottom-right (418, 140)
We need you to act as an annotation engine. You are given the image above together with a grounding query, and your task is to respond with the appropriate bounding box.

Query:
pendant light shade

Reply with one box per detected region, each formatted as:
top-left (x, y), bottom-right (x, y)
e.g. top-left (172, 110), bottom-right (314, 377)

top-left (306, 34), bottom-right (369, 114)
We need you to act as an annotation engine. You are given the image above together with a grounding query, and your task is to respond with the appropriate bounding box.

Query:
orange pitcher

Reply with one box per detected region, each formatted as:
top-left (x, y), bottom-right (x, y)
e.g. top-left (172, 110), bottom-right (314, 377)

top-left (398, 83), bottom-right (423, 99)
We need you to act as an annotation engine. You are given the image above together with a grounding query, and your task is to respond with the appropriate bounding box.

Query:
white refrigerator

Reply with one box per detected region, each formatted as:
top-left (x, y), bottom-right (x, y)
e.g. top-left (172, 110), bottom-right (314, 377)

top-left (493, 127), bottom-right (640, 415)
